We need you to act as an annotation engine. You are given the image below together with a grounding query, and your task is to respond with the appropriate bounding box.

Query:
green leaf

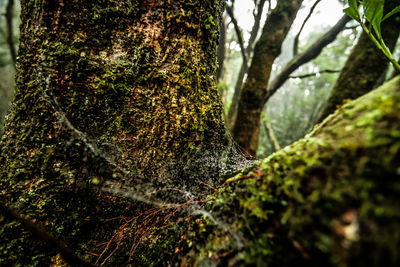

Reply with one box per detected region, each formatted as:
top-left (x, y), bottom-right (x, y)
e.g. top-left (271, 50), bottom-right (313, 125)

top-left (362, 0), bottom-right (384, 23)
top-left (361, 0), bottom-right (384, 38)
top-left (349, 0), bottom-right (358, 11)
top-left (382, 6), bottom-right (400, 22)
top-left (344, 6), bottom-right (361, 22)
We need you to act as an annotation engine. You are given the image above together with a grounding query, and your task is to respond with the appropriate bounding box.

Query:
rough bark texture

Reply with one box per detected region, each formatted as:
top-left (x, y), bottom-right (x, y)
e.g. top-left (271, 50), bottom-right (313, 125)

top-left (134, 76), bottom-right (400, 266)
top-left (232, 0), bottom-right (303, 157)
top-left (0, 0), bottom-right (227, 265)
top-left (318, 0), bottom-right (400, 122)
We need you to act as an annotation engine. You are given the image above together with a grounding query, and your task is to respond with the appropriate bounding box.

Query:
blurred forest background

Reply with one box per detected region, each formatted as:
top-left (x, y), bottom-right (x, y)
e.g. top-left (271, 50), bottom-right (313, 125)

top-left (0, 0), bottom-right (398, 156)
top-left (0, 0), bottom-right (19, 134)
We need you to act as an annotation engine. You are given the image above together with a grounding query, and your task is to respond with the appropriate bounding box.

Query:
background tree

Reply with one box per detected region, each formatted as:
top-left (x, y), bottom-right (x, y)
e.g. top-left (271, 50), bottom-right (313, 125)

top-left (226, 0), bottom-right (267, 128)
top-left (0, 0), bottom-right (19, 134)
top-left (229, 0), bottom-right (352, 157)
top-left (232, 0), bottom-right (303, 156)
top-left (258, 22), bottom-right (358, 156)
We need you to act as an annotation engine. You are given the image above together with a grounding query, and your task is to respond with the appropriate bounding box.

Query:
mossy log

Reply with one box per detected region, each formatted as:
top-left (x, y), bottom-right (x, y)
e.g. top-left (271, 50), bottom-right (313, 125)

top-left (136, 76), bottom-right (400, 266)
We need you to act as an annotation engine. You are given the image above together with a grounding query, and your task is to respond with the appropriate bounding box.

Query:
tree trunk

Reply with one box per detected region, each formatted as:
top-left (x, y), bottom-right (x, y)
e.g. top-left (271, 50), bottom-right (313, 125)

top-left (232, 0), bottom-right (303, 157)
top-left (5, 0), bottom-right (16, 64)
top-left (227, 0), bottom-right (267, 128)
top-left (233, 13), bottom-right (350, 157)
top-left (317, 0), bottom-right (400, 122)
top-left (216, 17), bottom-right (226, 81)
top-left (0, 0), bottom-right (228, 265)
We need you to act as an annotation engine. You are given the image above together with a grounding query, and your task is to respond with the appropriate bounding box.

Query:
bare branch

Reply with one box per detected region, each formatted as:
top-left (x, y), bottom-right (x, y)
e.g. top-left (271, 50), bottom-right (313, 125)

top-left (293, 0), bottom-right (323, 56)
top-left (262, 114), bottom-right (280, 152)
top-left (225, 5), bottom-right (248, 71)
top-left (227, 0), bottom-right (267, 125)
top-left (267, 0), bottom-right (272, 15)
top-left (344, 25), bottom-right (360, 30)
top-left (267, 14), bottom-right (351, 101)
top-left (289, 69), bottom-right (340, 79)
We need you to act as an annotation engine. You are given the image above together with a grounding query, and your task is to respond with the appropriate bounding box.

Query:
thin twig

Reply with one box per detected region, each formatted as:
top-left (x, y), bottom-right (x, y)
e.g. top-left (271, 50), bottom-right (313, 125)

top-left (289, 69), bottom-right (340, 79)
top-left (225, 5), bottom-right (248, 71)
top-left (293, 0), bottom-right (323, 56)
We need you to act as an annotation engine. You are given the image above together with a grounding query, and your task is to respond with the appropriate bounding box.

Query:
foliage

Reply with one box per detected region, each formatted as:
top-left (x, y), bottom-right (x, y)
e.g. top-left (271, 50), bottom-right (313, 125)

top-left (344, 0), bottom-right (400, 71)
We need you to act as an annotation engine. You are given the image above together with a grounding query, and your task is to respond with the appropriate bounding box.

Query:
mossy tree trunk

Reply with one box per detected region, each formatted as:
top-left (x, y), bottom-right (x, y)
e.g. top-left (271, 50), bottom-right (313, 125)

top-left (232, 0), bottom-right (303, 157)
top-left (0, 0), bottom-right (228, 265)
top-left (317, 0), bottom-right (400, 122)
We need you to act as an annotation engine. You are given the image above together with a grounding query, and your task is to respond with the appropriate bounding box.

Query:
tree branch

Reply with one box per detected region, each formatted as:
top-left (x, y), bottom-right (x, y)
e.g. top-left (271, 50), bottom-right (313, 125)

top-left (262, 114), bottom-right (280, 152)
top-left (225, 5), bottom-right (248, 71)
top-left (227, 0), bottom-right (267, 125)
top-left (289, 69), bottom-right (340, 79)
top-left (293, 0), bottom-right (323, 56)
top-left (267, 14), bottom-right (351, 101)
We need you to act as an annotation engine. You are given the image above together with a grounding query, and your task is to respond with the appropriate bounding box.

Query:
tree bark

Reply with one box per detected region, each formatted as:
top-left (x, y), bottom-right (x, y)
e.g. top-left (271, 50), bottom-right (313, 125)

top-left (232, 0), bottom-right (303, 157)
top-left (0, 0), bottom-right (228, 265)
top-left (317, 0), bottom-right (400, 122)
